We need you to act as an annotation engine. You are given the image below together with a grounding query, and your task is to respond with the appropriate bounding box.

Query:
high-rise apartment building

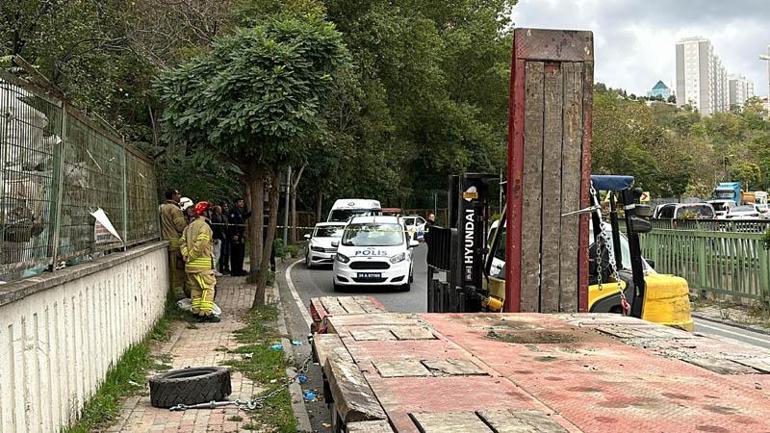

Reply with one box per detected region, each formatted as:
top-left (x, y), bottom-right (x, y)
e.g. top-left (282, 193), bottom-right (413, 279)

top-left (728, 75), bottom-right (755, 108)
top-left (675, 37), bottom-right (729, 115)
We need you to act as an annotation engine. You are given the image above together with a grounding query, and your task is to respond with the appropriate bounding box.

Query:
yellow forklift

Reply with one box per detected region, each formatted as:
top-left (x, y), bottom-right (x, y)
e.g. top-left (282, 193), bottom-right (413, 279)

top-left (426, 174), bottom-right (693, 331)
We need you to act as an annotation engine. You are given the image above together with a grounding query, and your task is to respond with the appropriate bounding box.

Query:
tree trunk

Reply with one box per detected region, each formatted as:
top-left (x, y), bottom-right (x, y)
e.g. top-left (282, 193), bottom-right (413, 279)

top-left (254, 169), bottom-right (280, 307)
top-left (316, 191), bottom-right (323, 222)
top-left (246, 164), bottom-right (264, 282)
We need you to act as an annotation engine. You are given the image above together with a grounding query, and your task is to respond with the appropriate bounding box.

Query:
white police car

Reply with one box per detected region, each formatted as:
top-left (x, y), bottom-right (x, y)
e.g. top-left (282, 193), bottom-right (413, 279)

top-left (332, 216), bottom-right (418, 291)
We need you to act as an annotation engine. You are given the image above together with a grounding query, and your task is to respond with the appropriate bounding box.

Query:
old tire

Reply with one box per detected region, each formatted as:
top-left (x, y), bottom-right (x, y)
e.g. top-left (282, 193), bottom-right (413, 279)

top-left (149, 367), bottom-right (232, 408)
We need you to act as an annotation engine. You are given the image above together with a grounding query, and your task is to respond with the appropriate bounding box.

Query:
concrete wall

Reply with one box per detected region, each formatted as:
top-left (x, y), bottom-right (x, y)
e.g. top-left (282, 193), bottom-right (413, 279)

top-left (0, 242), bottom-right (168, 433)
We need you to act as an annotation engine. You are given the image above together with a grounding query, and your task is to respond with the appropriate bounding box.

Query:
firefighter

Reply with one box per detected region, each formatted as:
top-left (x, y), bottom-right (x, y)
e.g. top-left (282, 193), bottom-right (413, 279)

top-left (180, 201), bottom-right (219, 322)
top-left (159, 189), bottom-right (188, 299)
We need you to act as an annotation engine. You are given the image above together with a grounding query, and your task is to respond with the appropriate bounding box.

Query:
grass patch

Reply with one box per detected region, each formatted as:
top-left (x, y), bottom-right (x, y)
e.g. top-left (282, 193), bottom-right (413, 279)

top-left (223, 304), bottom-right (297, 433)
top-left (228, 415), bottom-right (244, 422)
top-left (62, 297), bottom-right (185, 433)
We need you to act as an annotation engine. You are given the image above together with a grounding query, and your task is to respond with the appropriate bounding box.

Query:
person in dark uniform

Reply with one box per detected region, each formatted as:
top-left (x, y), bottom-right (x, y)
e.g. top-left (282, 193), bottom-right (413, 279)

top-left (228, 198), bottom-right (252, 276)
top-left (219, 202), bottom-right (231, 274)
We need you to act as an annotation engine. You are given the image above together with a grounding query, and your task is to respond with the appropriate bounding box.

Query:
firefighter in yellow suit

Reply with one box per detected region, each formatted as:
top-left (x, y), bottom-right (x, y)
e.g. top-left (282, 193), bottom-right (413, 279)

top-left (159, 189), bottom-right (188, 299)
top-left (180, 201), bottom-right (220, 322)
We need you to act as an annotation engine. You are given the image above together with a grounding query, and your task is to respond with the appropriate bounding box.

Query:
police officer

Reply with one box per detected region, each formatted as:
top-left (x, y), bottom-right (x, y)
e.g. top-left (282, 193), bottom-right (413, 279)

top-left (228, 198), bottom-right (251, 276)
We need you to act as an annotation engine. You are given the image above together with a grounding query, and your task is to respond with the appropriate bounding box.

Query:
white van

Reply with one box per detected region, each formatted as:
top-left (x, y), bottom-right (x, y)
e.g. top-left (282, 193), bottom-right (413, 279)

top-left (327, 199), bottom-right (382, 222)
top-left (332, 216), bottom-right (418, 291)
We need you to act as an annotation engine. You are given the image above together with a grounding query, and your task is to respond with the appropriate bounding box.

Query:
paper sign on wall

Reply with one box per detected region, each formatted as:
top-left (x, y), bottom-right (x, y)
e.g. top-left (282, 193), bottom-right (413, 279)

top-left (91, 208), bottom-right (123, 244)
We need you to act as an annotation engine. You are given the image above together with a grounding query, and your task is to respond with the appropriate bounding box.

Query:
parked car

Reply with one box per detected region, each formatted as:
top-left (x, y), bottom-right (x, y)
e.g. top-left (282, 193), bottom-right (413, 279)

top-left (725, 205), bottom-right (762, 219)
top-left (402, 215), bottom-right (427, 241)
top-left (332, 216), bottom-right (419, 291)
top-left (706, 199), bottom-right (736, 219)
top-left (304, 222), bottom-right (345, 268)
top-left (653, 203), bottom-right (715, 220)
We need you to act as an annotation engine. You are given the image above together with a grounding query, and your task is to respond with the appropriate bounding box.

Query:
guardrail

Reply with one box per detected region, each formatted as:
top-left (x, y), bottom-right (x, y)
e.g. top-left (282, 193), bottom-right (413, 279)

top-left (650, 218), bottom-right (770, 233)
top-left (639, 228), bottom-right (769, 303)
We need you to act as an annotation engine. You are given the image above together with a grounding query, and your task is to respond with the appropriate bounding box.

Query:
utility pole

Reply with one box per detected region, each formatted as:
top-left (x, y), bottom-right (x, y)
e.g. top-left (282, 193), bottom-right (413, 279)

top-left (282, 166), bottom-right (291, 244)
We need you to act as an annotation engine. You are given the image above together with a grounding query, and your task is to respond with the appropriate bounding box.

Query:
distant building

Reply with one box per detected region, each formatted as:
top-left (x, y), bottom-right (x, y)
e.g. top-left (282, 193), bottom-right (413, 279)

top-left (675, 37), bottom-right (729, 115)
top-left (647, 81), bottom-right (671, 99)
top-left (728, 75), bottom-right (755, 108)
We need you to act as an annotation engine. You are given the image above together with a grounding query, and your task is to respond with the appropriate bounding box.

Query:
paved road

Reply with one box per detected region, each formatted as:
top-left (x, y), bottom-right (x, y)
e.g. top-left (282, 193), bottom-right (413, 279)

top-left (289, 244), bottom-right (429, 313)
top-left (694, 318), bottom-right (770, 350)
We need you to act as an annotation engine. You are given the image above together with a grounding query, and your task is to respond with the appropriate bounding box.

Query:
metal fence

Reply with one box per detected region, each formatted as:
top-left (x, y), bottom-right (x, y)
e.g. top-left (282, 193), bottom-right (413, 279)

top-left (651, 218), bottom-right (770, 233)
top-left (639, 229), bottom-right (769, 303)
top-left (1, 71), bottom-right (159, 282)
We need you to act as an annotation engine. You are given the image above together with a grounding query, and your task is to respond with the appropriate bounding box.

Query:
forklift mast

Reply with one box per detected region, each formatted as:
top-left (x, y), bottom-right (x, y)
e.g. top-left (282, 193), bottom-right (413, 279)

top-left (426, 174), bottom-right (495, 313)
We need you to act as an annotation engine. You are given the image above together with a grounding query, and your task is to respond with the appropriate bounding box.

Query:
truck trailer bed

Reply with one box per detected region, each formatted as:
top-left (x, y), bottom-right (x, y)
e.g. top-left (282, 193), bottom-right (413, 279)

top-left (310, 296), bottom-right (770, 433)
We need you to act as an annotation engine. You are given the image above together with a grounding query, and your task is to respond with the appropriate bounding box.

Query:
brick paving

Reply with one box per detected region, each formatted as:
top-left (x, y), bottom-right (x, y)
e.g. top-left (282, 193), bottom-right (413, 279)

top-left (107, 276), bottom-right (272, 433)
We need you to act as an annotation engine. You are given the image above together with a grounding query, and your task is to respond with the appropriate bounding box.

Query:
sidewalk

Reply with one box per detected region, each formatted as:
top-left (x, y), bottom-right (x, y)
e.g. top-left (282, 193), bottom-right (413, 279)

top-left (107, 277), bottom-right (272, 433)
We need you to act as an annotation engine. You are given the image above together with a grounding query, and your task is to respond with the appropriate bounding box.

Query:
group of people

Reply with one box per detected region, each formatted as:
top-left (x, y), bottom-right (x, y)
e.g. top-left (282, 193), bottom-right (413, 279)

top-left (159, 189), bottom-right (252, 321)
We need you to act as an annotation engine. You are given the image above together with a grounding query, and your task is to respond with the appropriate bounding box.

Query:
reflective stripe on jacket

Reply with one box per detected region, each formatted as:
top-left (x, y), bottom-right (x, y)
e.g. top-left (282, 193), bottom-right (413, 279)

top-left (180, 217), bottom-right (214, 273)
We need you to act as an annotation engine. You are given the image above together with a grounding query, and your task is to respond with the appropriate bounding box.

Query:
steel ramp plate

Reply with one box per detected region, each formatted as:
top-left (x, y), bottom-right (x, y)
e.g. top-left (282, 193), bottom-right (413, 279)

top-left (422, 359), bottom-right (487, 376)
top-left (375, 360), bottom-right (433, 378)
top-left (410, 411), bottom-right (492, 433)
top-left (478, 409), bottom-right (569, 433)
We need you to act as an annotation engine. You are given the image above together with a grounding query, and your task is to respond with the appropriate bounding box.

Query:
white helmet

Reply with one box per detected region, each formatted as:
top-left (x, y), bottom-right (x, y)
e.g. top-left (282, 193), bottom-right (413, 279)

top-left (179, 197), bottom-right (193, 211)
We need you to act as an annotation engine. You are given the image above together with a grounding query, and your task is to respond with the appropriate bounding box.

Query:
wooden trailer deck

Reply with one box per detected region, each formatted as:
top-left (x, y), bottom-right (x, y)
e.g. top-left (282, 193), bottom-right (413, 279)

top-left (310, 296), bottom-right (770, 433)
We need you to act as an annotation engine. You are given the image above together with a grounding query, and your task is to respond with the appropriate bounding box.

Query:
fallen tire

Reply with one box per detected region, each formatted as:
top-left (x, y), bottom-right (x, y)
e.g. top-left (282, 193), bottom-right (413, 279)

top-left (149, 367), bottom-right (232, 408)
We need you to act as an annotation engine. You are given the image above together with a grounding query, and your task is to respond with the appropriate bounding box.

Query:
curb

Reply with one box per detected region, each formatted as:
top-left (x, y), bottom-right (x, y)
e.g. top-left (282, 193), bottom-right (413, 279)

top-left (271, 284), bottom-right (313, 433)
top-left (692, 312), bottom-right (770, 336)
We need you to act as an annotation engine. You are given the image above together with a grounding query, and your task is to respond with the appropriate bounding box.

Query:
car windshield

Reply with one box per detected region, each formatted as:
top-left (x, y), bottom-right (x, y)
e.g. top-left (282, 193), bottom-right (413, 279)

top-left (329, 209), bottom-right (377, 222)
top-left (342, 223), bottom-right (404, 246)
top-left (675, 205), bottom-right (713, 219)
top-left (315, 226), bottom-right (344, 238)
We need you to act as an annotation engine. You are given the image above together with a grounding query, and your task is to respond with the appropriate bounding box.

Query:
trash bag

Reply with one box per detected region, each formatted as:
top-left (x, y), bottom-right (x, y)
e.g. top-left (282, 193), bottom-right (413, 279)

top-left (176, 298), bottom-right (222, 317)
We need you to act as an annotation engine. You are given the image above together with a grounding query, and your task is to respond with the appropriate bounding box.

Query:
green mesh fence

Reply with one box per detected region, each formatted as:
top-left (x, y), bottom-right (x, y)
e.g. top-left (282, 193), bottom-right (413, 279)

top-left (0, 73), bottom-right (159, 282)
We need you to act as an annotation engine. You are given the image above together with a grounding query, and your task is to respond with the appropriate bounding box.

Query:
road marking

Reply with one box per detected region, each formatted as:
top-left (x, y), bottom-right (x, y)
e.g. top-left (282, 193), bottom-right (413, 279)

top-left (696, 320), bottom-right (770, 345)
top-left (286, 259), bottom-right (313, 327)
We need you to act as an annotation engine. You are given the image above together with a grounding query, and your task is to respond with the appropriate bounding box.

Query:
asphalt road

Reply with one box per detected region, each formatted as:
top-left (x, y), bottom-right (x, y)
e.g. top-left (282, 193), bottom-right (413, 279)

top-left (694, 318), bottom-right (770, 350)
top-left (289, 244), bottom-right (429, 313)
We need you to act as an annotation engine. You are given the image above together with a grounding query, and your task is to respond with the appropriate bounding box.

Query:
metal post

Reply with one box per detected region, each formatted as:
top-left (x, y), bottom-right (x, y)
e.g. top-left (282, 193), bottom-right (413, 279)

top-left (48, 103), bottom-right (67, 270)
top-left (122, 141), bottom-right (129, 249)
top-left (283, 166), bottom-right (291, 245)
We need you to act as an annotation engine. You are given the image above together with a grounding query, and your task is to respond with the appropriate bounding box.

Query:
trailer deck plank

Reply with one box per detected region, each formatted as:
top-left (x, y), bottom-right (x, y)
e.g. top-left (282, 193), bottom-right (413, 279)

top-left (559, 61), bottom-right (584, 313)
top-left (347, 420), bottom-right (395, 433)
top-left (521, 60), bottom-right (545, 312)
top-left (324, 351), bottom-right (387, 424)
top-left (540, 61), bottom-right (564, 314)
top-left (478, 409), bottom-right (569, 433)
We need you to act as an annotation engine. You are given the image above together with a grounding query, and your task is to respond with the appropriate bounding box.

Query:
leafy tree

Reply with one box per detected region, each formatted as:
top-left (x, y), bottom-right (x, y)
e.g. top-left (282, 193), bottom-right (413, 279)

top-left (155, 15), bottom-right (349, 304)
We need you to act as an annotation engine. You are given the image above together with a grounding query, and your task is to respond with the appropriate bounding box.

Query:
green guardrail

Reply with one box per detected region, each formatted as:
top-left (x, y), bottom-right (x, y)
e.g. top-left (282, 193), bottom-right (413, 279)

top-left (639, 229), bottom-right (770, 304)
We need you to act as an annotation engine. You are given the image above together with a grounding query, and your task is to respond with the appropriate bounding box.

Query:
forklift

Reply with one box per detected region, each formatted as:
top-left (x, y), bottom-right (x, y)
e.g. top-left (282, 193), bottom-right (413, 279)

top-left (425, 173), bottom-right (693, 330)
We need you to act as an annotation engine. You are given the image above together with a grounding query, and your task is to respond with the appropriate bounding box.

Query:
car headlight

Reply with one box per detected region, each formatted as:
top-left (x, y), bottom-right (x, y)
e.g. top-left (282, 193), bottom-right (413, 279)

top-left (336, 253), bottom-right (350, 264)
top-left (390, 252), bottom-right (407, 264)
top-left (311, 246), bottom-right (325, 252)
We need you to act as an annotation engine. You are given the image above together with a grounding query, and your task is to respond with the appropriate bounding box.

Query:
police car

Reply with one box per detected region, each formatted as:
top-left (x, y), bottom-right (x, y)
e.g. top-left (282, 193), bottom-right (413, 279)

top-left (332, 216), bottom-right (419, 291)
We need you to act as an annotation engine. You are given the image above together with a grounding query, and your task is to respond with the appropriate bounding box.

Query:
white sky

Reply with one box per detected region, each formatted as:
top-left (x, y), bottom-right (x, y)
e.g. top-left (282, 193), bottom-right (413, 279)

top-left (511, 0), bottom-right (770, 97)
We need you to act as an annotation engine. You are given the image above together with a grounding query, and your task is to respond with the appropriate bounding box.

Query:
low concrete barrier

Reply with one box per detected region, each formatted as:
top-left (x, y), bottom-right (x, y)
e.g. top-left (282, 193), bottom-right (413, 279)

top-left (0, 241), bottom-right (168, 433)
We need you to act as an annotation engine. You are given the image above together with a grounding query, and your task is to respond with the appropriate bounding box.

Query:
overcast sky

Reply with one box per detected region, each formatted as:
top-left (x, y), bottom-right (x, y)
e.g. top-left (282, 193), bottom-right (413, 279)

top-left (511, 0), bottom-right (770, 97)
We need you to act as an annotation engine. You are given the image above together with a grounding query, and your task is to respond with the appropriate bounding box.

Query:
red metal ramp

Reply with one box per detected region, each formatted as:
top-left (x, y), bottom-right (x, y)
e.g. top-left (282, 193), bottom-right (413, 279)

top-left (311, 297), bottom-right (770, 432)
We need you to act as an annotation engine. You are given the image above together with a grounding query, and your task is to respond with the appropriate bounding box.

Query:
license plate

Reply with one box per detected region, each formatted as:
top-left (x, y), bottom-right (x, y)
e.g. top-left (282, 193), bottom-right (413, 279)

top-left (357, 272), bottom-right (381, 279)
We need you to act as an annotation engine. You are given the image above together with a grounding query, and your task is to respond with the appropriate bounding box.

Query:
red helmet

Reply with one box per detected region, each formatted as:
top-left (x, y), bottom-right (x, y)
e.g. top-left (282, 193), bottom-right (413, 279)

top-left (194, 201), bottom-right (210, 216)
